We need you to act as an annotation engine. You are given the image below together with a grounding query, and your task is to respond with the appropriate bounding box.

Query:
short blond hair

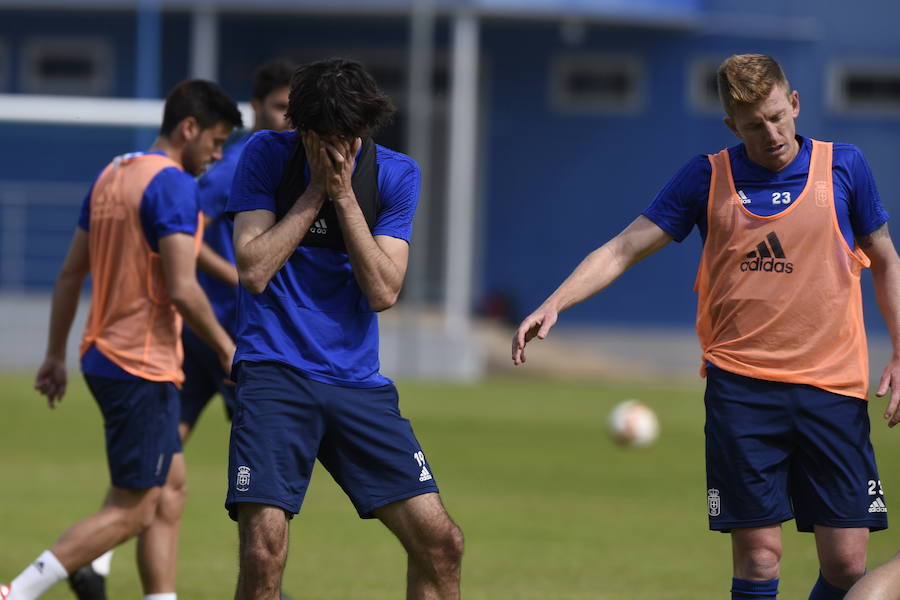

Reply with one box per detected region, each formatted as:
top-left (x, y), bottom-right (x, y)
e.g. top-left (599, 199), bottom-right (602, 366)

top-left (717, 54), bottom-right (790, 115)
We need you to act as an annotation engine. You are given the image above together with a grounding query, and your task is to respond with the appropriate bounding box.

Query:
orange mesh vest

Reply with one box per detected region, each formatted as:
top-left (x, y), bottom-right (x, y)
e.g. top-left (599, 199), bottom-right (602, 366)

top-left (80, 153), bottom-right (203, 386)
top-left (695, 139), bottom-right (870, 399)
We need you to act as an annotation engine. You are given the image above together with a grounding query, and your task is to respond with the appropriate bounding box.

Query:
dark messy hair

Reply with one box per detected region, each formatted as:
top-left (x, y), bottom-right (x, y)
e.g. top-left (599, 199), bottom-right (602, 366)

top-left (251, 58), bottom-right (296, 101)
top-left (286, 58), bottom-right (395, 138)
top-left (160, 79), bottom-right (243, 136)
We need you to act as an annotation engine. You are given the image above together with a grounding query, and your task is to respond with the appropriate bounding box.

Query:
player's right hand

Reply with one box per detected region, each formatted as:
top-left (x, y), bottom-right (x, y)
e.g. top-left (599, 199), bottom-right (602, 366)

top-left (511, 308), bottom-right (558, 366)
top-left (35, 356), bottom-right (67, 408)
top-left (219, 342), bottom-right (237, 383)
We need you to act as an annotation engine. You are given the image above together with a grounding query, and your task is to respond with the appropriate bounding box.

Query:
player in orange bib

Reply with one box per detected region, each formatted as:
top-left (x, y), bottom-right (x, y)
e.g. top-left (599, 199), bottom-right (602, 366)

top-left (513, 54), bottom-right (900, 600)
top-left (2, 81), bottom-right (242, 600)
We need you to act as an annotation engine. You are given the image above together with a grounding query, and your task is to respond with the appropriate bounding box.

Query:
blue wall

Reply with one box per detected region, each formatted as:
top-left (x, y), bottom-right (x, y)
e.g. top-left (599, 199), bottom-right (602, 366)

top-left (2, 2), bottom-right (900, 333)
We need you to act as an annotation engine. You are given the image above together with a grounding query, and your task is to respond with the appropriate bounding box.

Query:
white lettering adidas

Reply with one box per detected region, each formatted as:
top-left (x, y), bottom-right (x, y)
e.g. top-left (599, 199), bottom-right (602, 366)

top-left (869, 497), bottom-right (887, 513)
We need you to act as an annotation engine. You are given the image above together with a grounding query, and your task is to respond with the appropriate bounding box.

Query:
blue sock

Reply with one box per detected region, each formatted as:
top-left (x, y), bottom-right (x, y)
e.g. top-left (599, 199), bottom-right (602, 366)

top-left (808, 572), bottom-right (846, 600)
top-left (732, 577), bottom-right (779, 599)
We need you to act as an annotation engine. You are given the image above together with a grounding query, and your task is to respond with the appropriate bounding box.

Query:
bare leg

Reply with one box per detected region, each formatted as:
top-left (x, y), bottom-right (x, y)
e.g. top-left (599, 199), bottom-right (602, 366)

top-left (374, 493), bottom-right (464, 600)
top-left (50, 486), bottom-right (162, 573)
top-left (234, 504), bottom-right (290, 600)
top-left (813, 525), bottom-right (868, 591)
top-left (136, 452), bottom-right (187, 594)
top-left (846, 552), bottom-right (900, 600)
top-left (731, 525), bottom-right (783, 581)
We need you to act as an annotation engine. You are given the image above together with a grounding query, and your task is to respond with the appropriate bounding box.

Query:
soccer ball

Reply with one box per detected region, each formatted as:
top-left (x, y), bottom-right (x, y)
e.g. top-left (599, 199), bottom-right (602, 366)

top-left (608, 400), bottom-right (660, 447)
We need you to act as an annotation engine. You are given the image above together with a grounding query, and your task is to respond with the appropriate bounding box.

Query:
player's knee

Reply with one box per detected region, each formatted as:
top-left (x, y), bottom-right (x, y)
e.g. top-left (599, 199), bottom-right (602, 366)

top-left (159, 480), bottom-right (188, 520)
top-left (241, 530), bottom-right (288, 572)
top-left (738, 546), bottom-right (781, 579)
top-left (443, 523), bottom-right (465, 570)
top-left (821, 556), bottom-right (867, 590)
top-left (419, 522), bottom-right (464, 577)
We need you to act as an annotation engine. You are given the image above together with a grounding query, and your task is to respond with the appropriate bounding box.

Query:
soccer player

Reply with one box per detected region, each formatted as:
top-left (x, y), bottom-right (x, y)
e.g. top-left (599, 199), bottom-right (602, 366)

top-left (226, 58), bottom-right (464, 599)
top-left (512, 53), bottom-right (900, 600)
top-left (63, 59), bottom-right (297, 600)
top-left (180, 58), bottom-right (294, 443)
top-left (3, 80), bottom-right (242, 600)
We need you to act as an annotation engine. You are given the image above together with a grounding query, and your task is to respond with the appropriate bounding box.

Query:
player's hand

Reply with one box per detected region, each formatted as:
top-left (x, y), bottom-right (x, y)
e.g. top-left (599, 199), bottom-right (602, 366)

top-left (219, 342), bottom-right (236, 382)
top-left (301, 130), bottom-right (328, 197)
top-left (323, 136), bottom-right (361, 205)
top-left (511, 307), bottom-right (559, 366)
top-left (35, 356), bottom-right (67, 408)
top-left (877, 356), bottom-right (900, 427)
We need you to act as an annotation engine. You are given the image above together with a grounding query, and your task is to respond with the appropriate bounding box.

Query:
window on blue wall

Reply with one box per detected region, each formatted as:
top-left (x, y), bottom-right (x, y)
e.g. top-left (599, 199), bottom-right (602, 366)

top-left (829, 63), bottom-right (900, 115)
top-left (688, 58), bottom-right (723, 114)
top-left (551, 54), bottom-right (642, 113)
top-left (21, 38), bottom-right (113, 96)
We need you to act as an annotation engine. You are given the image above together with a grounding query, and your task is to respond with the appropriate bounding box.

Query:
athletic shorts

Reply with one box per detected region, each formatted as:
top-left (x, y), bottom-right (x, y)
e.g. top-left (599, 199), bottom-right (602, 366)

top-left (84, 373), bottom-right (182, 489)
top-left (180, 326), bottom-right (236, 429)
top-left (225, 361), bottom-right (439, 521)
top-left (705, 367), bottom-right (887, 533)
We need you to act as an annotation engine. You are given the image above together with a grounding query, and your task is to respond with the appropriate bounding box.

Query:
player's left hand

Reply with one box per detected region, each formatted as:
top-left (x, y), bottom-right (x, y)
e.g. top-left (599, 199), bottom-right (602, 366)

top-left (511, 306), bottom-right (559, 366)
top-left (323, 136), bottom-right (361, 205)
top-left (35, 356), bottom-right (67, 408)
top-left (877, 357), bottom-right (900, 427)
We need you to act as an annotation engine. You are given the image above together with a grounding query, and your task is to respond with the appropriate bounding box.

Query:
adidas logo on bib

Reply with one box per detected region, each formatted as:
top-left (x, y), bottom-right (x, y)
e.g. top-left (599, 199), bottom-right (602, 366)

top-left (869, 497), bottom-right (887, 513)
top-left (739, 232), bottom-right (794, 274)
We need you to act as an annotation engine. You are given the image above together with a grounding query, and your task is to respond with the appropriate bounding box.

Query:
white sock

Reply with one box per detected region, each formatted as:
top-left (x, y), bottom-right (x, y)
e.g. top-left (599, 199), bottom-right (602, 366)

top-left (90, 550), bottom-right (113, 577)
top-left (144, 594), bottom-right (176, 600)
top-left (9, 550), bottom-right (68, 600)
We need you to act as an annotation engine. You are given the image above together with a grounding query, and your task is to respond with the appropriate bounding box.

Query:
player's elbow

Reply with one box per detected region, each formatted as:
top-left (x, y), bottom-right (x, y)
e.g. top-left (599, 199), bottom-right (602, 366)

top-left (238, 268), bottom-right (269, 295)
top-left (369, 288), bottom-right (400, 312)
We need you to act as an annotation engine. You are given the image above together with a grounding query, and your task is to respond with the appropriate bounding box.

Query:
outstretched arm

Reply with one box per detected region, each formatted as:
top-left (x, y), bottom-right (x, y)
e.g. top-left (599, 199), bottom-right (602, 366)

top-left (512, 215), bottom-right (673, 366)
top-left (35, 227), bottom-right (90, 407)
top-left (860, 223), bottom-right (900, 426)
top-left (234, 131), bottom-right (328, 294)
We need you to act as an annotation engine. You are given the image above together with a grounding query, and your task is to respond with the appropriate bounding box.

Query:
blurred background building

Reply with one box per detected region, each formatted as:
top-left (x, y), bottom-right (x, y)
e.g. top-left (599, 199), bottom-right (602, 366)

top-left (1, 0), bottom-right (899, 379)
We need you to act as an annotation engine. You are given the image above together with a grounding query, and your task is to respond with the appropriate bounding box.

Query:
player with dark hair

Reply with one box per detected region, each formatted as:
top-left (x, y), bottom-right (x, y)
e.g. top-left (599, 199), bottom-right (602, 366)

top-left (513, 53), bottom-right (900, 600)
top-left (62, 62), bottom-right (297, 600)
top-left (182, 58), bottom-right (295, 443)
top-left (226, 57), bottom-right (464, 599)
top-left (1, 79), bottom-right (241, 600)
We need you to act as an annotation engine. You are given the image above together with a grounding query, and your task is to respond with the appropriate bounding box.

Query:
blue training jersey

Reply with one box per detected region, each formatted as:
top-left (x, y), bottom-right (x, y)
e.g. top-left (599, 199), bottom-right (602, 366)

top-left (227, 129), bottom-right (420, 387)
top-left (195, 136), bottom-right (247, 335)
top-left (643, 136), bottom-right (888, 246)
top-left (78, 150), bottom-right (199, 380)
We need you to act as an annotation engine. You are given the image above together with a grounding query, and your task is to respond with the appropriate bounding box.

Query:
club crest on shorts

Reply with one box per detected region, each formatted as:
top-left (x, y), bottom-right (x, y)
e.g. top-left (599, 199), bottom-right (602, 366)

top-left (236, 465), bottom-right (251, 492)
top-left (708, 488), bottom-right (721, 517)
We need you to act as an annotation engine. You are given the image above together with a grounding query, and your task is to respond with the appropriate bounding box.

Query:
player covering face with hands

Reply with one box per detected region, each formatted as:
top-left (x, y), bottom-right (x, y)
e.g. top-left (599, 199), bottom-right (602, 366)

top-left (225, 58), bottom-right (463, 600)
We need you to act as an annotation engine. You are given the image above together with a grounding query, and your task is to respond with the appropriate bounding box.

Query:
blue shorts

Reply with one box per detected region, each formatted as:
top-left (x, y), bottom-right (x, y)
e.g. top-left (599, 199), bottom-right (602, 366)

top-left (705, 367), bottom-right (887, 533)
top-left (84, 373), bottom-right (182, 490)
top-left (180, 327), bottom-right (236, 429)
top-left (225, 361), bottom-right (439, 520)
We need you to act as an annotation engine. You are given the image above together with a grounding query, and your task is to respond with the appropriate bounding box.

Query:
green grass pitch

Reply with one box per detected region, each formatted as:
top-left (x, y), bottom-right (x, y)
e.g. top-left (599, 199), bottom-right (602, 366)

top-left (2, 372), bottom-right (900, 599)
